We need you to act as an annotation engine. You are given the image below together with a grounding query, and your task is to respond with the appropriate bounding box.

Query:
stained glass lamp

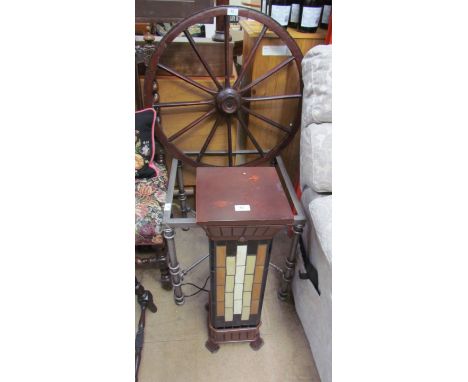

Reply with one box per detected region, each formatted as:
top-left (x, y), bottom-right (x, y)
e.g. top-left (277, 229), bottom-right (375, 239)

top-left (196, 166), bottom-right (293, 351)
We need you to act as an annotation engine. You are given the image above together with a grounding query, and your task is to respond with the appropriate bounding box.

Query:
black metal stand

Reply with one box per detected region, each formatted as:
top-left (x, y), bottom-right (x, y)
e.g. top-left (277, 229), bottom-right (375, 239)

top-left (162, 156), bottom-right (306, 305)
top-left (278, 224), bottom-right (304, 300)
top-left (135, 277), bottom-right (157, 382)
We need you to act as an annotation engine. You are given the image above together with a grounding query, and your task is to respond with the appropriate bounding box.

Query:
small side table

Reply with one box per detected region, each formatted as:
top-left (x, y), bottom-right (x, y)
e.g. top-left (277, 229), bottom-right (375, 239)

top-left (196, 166), bottom-right (294, 352)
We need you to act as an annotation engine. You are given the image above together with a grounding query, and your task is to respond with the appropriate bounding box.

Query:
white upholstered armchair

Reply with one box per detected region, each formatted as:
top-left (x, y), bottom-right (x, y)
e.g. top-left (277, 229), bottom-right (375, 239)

top-left (292, 44), bottom-right (332, 382)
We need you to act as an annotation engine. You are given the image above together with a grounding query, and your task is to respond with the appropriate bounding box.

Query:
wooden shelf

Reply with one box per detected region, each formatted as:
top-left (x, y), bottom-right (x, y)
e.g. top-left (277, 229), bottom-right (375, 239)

top-left (241, 0), bottom-right (261, 9)
top-left (240, 20), bottom-right (327, 40)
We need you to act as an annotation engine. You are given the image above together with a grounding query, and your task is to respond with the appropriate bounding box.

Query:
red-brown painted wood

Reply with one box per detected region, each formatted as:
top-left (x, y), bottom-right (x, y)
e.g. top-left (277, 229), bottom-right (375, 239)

top-left (196, 166), bottom-right (293, 226)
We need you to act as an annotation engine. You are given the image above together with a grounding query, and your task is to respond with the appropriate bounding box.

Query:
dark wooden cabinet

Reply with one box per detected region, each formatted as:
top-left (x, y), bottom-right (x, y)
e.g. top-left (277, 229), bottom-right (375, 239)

top-left (136, 0), bottom-right (215, 23)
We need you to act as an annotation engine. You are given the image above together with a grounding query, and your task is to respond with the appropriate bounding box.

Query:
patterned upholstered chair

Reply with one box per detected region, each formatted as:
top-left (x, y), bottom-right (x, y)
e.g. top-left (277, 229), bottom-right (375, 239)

top-left (135, 108), bottom-right (171, 289)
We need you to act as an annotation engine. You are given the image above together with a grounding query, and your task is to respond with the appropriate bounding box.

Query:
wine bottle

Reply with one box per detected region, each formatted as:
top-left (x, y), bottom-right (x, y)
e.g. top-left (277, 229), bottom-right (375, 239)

top-left (320, 0), bottom-right (331, 29)
top-left (289, 0), bottom-right (301, 28)
top-left (298, 0), bottom-right (323, 33)
top-left (269, 0), bottom-right (292, 29)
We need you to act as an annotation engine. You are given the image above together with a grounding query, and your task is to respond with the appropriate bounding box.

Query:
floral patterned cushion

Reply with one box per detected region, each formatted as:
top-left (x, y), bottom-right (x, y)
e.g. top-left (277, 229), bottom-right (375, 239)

top-left (135, 162), bottom-right (168, 245)
top-left (135, 108), bottom-right (158, 178)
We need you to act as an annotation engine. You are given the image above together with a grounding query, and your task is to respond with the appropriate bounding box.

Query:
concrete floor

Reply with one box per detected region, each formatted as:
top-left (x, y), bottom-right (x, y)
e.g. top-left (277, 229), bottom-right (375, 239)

top-left (136, 226), bottom-right (320, 382)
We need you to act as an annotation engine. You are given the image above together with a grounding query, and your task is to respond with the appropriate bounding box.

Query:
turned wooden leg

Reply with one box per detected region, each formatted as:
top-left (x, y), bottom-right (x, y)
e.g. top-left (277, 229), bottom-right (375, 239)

top-left (135, 244), bottom-right (172, 291)
top-left (157, 245), bottom-right (172, 290)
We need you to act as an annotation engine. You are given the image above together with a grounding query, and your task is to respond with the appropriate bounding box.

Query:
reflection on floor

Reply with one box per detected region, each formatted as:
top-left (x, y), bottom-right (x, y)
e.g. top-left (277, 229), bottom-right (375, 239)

top-left (136, 226), bottom-right (321, 382)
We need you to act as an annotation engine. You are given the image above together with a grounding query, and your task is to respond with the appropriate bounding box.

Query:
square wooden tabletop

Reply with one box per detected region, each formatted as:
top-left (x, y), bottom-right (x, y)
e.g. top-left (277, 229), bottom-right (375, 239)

top-left (196, 167), bottom-right (294, 226)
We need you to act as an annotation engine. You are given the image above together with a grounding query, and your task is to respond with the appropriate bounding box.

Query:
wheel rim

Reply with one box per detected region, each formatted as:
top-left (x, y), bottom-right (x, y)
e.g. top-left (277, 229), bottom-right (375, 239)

top-left (144, 6), bottom-right (303, 167)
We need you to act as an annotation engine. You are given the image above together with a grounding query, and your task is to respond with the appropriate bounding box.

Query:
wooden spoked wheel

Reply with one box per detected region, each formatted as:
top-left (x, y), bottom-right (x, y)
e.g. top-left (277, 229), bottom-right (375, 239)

top-left (144, 6), bottom-right (303, 167)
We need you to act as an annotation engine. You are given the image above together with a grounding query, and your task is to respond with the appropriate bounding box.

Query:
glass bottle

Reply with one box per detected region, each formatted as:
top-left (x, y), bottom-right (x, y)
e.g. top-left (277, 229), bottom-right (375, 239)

top-left (298, 0), bottom-right (323, 33)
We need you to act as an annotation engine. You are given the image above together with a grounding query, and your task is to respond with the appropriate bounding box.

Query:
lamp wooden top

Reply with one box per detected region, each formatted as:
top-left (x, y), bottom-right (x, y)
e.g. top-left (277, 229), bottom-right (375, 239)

top-left (196, 167), bottom-right (294, 226)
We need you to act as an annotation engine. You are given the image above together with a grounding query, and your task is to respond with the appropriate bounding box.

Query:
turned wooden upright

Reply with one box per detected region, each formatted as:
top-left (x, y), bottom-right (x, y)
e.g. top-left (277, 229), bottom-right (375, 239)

top-left (196, 166), bottom-right (293, 352)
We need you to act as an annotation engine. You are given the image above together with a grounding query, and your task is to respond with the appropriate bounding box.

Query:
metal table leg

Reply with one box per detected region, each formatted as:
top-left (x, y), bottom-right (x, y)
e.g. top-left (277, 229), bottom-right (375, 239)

top-left (164, 227), bottom-right (185, 305)
top-left (177, 160), bottom-right (189, 219)
top-left (278, 224), bottom-right (303, 301)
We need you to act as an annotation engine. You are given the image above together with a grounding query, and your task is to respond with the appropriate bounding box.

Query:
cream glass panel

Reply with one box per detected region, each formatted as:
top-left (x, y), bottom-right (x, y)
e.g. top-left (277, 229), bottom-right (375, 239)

top-left (235, 265), bottom-right (245, 284)
top-left (226, 256), bottom-right (236, 275)
top-left (244, 275), bottom-right (254, 291)
top-left (225, 275), bottom-right (235, 292)
top-left (236, 245), bottom-right (247, 265)
top-left (246, 255), bottom-right (256, 274)
top-left (225, 292), bottom-right (233, 308)
top-left (243, 291), bottom-right (252, 307)
top-left (225, 307), bottom-right (233, 321)
top-left (241, 307), bottom-right (251, 321)
top-left (234, 283), bottom-right (244, 300)
top-left (234, 299), bottom-right (242, 314)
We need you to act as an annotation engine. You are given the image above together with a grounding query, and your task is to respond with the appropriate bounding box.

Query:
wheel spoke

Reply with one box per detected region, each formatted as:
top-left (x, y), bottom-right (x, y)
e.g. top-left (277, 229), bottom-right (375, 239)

top-left (168, 108), bottom-right (216, 142)
top-left (235, 112), bottom-right (264, 157)
top-left (157, 63), bottom-right (218, 95)
top-left (239, 56), bottom-right (295, 93)
top-left (144, 6), bottom-right (304, 167)
top-left (241, 105), bottom-right (290, 133)
top-left (183, 30), bottom-right (223, 90)
top-left (242, 94), bottom-right (302, 102)
top-left (267, 135), bottom-right (286, 157)
top-left (233, 25), bottom-right (268, 89)
top-left (226, 115), bottom-right (233, 166)
top-left (196, 116), bottom-right (222, 162)
top-left (154, 99), bottom-right (214, 108)
top-left (224, 15), bottom-right (230, 88)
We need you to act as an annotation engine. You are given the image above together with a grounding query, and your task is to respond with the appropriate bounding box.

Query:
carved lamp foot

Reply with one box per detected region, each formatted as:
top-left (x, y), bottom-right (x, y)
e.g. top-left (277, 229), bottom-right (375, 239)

top-left (249, 337), bottom-right (264, 351)
top-left (205, 339), bottom-right (220, 353)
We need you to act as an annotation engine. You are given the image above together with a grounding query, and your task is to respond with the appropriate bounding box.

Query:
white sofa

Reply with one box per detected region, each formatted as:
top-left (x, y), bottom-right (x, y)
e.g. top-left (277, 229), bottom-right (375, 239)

top-left (292, 45), bottom-right (332, 382)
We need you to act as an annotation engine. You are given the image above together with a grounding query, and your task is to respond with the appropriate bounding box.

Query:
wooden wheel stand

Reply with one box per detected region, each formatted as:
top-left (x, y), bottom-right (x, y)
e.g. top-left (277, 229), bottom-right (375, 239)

top-left (142, 6), bottom-right (307, 351)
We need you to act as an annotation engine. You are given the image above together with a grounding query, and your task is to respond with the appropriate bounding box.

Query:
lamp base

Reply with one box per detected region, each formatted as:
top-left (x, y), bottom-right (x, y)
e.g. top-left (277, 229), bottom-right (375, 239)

top-left (205, 301), bottom-right (264, 352)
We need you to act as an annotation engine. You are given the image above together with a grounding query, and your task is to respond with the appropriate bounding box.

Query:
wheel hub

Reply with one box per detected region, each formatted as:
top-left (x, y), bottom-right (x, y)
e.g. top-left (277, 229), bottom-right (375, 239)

top-left (216, 88), bottom-right (241, 114)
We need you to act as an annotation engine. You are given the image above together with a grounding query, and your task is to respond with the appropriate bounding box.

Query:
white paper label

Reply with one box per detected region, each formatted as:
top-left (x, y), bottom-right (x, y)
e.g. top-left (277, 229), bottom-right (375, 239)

top-left (290, 3), bottom-right (300, 23)
top-left (271, 5), bottom-right (291, 26)
top-left (234, 204), bottom-right (251, 212)
top-left (262, 45), bottom-right (292, 56)
top-left (321, 5), bottom-right (331, 24)
top-left (301, 7), bottom-right (322, 28)
top-left (164, 203), bottom-right (171, 212)
top-left (227, 8), bottom-right (238, 16)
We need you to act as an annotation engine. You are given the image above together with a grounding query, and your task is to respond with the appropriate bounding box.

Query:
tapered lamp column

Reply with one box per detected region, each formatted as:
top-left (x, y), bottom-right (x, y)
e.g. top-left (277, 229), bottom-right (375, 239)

top-left (196, 167), bottom-right (294, 352)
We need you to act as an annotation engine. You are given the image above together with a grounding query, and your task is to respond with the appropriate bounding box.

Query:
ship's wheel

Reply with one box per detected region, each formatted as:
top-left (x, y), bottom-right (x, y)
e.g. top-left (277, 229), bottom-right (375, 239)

top-left (144, 6), bottom-right (303, 167)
